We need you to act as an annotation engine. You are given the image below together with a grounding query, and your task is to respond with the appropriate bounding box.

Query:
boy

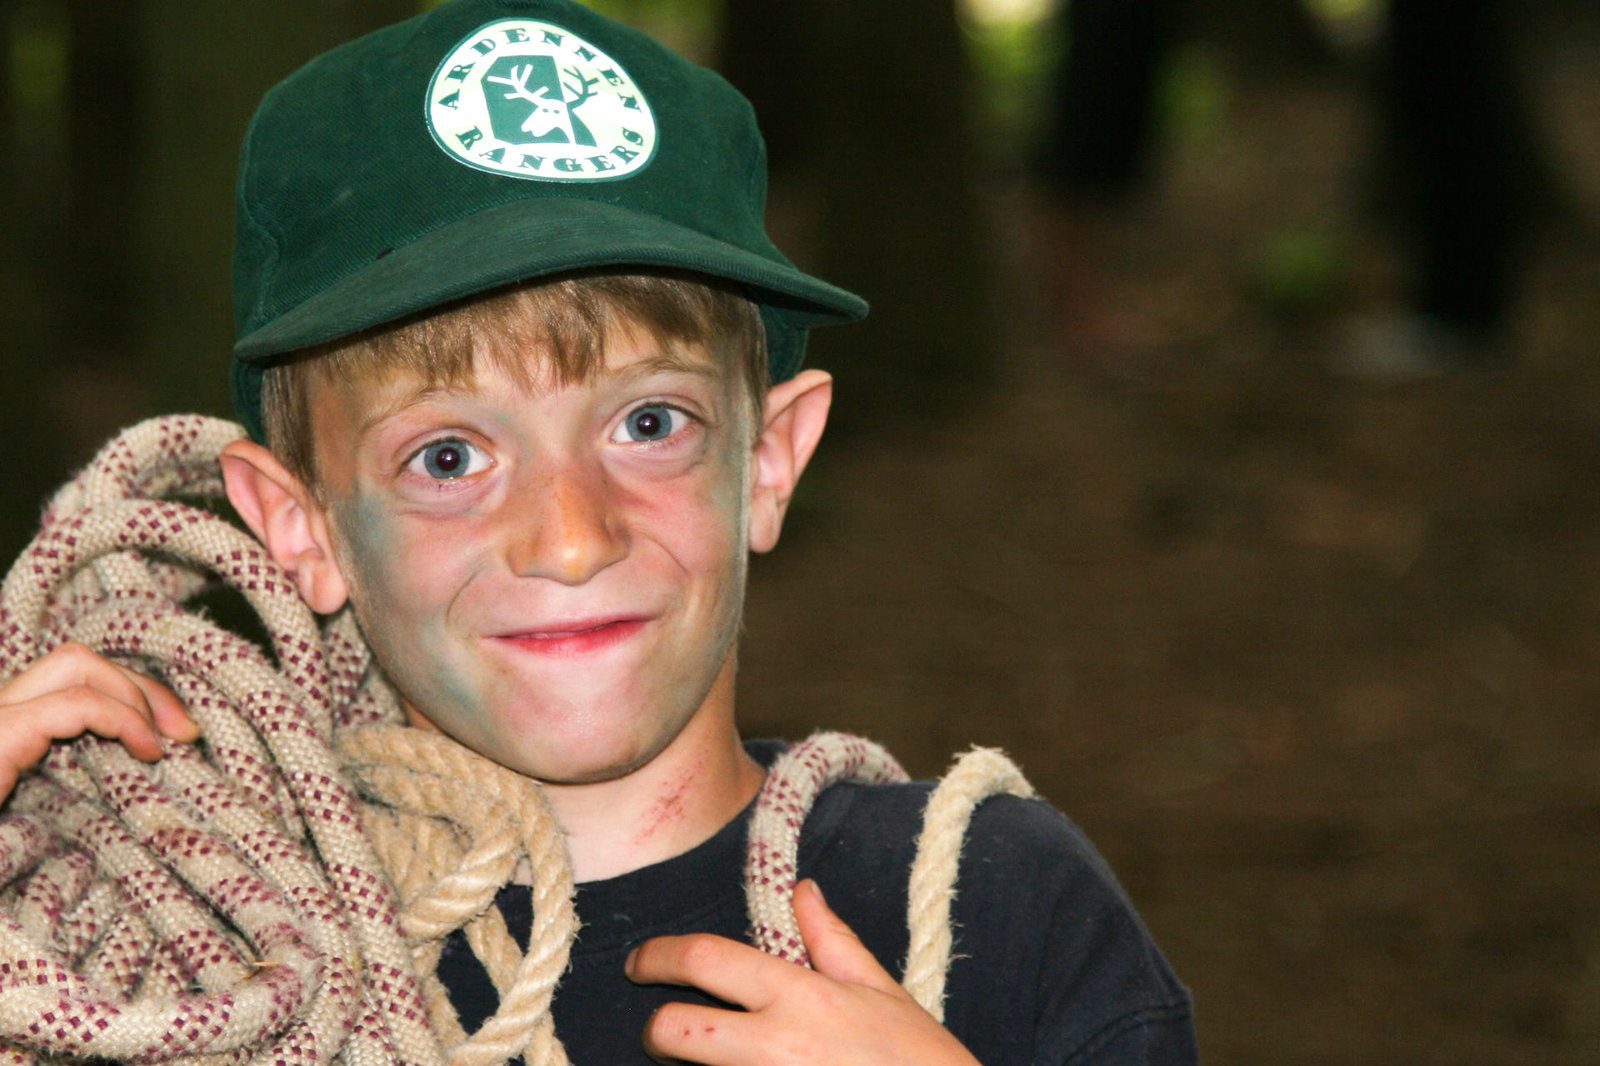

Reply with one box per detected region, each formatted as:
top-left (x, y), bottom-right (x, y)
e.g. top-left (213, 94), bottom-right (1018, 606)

top-left (0, 0), bottom-right (1195, 1061)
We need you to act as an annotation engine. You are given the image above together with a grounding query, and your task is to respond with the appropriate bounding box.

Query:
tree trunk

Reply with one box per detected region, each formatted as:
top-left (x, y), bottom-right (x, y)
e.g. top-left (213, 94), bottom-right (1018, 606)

top-left (130, 1), bottom-right (421, 422)
top-left (43, 0), bottom-right (149, 463)
top-left (720, 0), bottom-right (995, 435)
top-left (716, 0), bottom-right (812, 176)
top-left (1192, 0), bottom-right (1336, 78)
top-left (0, 1), bottom-right (89, 560)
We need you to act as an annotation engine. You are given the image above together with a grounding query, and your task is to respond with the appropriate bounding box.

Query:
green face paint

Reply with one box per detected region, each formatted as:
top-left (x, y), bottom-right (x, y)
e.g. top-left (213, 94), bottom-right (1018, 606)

top-left (309, 332), bottom-right (758, 787)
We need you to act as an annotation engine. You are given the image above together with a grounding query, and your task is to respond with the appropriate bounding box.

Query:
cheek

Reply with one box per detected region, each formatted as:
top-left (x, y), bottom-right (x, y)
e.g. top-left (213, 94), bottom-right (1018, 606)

top-left (331, 494), bottom-right (509, 734)
top-left (335, 495), bottom-right (402, 611)
top-left (626, 451), bottom-right (748, 578)
top-left (333, 494), bottom-right (472, 659)
top-left (628, 458), bottom-right (752, 665)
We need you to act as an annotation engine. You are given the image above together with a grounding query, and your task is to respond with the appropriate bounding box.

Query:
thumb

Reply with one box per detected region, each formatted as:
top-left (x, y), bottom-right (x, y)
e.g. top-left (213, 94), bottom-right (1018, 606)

top-left (794, 879), bottom-right (901, 993)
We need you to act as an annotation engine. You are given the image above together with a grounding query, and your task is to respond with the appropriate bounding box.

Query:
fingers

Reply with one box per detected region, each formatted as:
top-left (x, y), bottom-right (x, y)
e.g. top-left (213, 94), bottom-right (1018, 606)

top-left (0, 643), bottom-right (200, 802)
top-left (631, 892), bottom-right (976, 1066)
top-left (628, 933), bottom-right (791, 1011)
top-left (0, 643), bottom-right (196, 741)
top-left (121, 667), bottom-right (200, 742)
top-left (0, 643), bottom-right (137, 706)
top-left (640, 1000), bottom-right (748, 1066)
top-left (627, 883), bottom-right (903, 1015)
top-left (794, 879), bottom-right (902, 994)
top-left (0, 686), bottom-right (160, 794)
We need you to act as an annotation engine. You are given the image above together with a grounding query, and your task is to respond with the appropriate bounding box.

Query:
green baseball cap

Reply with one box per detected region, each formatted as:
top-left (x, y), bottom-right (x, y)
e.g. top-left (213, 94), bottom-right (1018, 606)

top-left (230, 0), bottom-right (866, 441)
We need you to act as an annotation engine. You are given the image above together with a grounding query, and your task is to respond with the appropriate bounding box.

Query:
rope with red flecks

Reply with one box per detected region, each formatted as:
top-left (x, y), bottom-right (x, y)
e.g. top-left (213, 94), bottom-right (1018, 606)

top-left (0, 414), bottom-right (1032, 1064)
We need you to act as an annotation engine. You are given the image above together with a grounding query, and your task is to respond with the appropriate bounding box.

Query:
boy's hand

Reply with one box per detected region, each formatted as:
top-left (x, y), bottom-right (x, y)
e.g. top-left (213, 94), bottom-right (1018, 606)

top-left (0, 643), bottom-right (199, 802)
top-left (626, 878), bottom-right (981, 1065)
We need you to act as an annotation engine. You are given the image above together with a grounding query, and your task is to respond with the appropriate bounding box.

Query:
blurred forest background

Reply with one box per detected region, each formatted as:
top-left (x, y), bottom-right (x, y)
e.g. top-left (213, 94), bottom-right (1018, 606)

top-left (4, 0), bottom-right (1600, 1061)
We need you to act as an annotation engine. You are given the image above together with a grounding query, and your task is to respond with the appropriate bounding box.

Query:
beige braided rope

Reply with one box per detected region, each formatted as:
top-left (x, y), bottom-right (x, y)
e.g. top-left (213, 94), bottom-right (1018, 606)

top-left (0, 415), bottom-right (1034, 1063)
top-left (745, 732), bottom-right (909, 964)
top-left (0, 416), bottom-right (574, 1065)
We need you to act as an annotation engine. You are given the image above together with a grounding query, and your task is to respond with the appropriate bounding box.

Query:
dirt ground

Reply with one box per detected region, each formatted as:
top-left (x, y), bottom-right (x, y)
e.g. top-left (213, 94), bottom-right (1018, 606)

top-left (735, 35), bottom-right (1600, 1066)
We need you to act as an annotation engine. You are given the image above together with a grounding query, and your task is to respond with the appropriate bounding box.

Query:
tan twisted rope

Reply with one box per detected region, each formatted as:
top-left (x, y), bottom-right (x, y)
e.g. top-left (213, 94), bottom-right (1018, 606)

top-left (742, 736), bottom-right (1035, 1018)
top-left (336, 727), bottom-right (576, 1066)
top-left (0, 415), bottom-right (1033, 1062)
top-left (902, 748), bottom-right (1035, 1021)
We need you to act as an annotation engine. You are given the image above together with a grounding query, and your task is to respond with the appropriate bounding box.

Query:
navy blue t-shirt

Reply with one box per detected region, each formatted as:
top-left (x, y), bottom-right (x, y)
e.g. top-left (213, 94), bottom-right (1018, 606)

top-left (437, 742), bottom-right (1196, 1063)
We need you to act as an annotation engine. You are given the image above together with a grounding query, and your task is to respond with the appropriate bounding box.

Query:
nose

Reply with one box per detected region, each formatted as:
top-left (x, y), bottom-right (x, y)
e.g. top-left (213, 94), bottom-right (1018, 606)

top-left (503, 460), bottom-right (628, 585)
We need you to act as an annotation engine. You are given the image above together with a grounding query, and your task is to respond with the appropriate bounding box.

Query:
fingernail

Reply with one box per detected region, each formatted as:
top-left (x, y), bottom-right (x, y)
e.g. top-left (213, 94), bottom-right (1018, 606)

top-left (803, 878), bottom-right (825, 906)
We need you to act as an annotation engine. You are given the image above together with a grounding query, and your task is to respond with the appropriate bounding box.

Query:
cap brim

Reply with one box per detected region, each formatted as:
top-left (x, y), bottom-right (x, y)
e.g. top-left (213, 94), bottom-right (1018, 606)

top-left (234, 195), bottom-right (866, 362)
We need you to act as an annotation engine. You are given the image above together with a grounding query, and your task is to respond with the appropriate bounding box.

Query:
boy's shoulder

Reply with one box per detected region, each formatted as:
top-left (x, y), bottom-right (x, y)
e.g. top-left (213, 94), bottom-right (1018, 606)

top-left (803, 764), bottom-right (1099, 879)
top-left (796, 759), bottom-right (1196, 1065)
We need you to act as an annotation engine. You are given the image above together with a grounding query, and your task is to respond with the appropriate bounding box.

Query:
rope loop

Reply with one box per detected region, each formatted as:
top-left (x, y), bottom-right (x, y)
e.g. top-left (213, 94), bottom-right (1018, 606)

top-left (0, 417), bottom-right (576, 1065)
top-left (903, 748), bottom-right (1035, 1020)
top-left (742, 734), bottom-right (1035, 1016)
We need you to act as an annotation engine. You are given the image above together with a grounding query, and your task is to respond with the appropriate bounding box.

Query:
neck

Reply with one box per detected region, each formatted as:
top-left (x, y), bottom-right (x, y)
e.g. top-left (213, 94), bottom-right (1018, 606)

top-left (538, 664), bottom-right (765, 883)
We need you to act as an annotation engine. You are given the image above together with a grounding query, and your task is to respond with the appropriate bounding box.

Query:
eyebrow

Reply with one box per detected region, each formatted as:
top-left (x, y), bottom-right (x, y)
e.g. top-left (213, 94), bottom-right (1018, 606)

top-left (617, 349), bottom-right (718, 381)
top-left (353, 383), bottom-right (455, 436)
top-left (352, 348), bottom-right (717, 436)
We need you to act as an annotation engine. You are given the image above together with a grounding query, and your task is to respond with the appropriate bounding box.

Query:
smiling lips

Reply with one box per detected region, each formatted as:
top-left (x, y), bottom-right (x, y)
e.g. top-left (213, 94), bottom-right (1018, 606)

top-left (492, 616), bottom-right (652, 657)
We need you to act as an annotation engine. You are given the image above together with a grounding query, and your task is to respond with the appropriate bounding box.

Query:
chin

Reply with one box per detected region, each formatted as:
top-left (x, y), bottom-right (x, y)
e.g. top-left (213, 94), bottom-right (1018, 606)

top-left (491, 731), bottom-right (662, 786)
top-left (453, 697), bottom-right (672, 787)
top-left (398, 649), bottom-right (730, 787)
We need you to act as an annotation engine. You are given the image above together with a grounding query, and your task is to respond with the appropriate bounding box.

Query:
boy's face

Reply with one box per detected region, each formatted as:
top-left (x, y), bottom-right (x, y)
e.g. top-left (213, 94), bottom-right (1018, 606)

top-left (302, 325), bottom-right (758, 785)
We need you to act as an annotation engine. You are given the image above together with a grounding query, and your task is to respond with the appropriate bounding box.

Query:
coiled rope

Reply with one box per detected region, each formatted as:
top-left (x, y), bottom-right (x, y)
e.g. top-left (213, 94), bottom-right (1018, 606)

top-left (0, 415), bottom-right (1033, 1062)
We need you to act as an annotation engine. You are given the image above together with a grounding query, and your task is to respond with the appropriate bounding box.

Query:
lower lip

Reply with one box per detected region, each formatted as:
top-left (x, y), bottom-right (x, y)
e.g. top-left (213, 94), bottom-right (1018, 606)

top-left (493, 619), bottom-right (649, 658)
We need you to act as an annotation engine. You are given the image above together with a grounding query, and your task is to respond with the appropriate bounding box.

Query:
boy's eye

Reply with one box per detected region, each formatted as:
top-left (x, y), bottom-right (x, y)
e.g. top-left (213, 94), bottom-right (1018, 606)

top-left (613, 404), bottom-right (685, 444)
top-left (409, 438), bottom-right (490, 480)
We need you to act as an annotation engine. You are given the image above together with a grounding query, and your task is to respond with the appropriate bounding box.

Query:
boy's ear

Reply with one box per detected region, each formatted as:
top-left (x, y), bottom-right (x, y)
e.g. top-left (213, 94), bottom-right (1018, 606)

top-left (749, 369), bottom-right (832, 554)
top-left (219, 441), bottom-right (350, 615)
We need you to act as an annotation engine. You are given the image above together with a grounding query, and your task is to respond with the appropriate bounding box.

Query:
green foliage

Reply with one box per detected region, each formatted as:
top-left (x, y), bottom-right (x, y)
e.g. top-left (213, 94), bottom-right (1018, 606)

top-left (1250, 225), bottom-right (1351, 318)
top-left (586, 0), bottom-right (719, 59)
top-left (1304, 0), bottom-right (1383, 51)
top-left (1157, 44), bottom-right (1229, 149)
top-left (426, 0), bottom-right (719, 58)
top-left (6, 1), bottom-right (68, 143)
top-left (584, 0), bottom-right (720, 33)
top-left (956, 1), bottom-right (1061, 162)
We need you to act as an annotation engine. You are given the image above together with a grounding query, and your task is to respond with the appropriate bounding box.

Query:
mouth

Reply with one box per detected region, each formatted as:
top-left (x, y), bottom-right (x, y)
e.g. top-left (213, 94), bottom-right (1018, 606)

top-left (490, 615), bottom-right (653, 657)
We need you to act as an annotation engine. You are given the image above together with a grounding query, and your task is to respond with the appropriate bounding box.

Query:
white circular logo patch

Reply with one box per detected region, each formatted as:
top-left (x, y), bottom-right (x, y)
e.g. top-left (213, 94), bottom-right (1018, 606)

top-left (426, 18), bottom-right (658, 182)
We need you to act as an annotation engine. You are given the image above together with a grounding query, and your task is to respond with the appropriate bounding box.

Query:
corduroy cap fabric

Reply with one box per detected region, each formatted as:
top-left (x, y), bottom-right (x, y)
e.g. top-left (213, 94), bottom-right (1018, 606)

top-left (230, 0), bottom-right (866, 441)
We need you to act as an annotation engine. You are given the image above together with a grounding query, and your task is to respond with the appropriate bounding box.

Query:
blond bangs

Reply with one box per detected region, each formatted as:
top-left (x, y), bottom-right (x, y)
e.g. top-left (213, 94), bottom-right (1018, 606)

top-left (261, 272), bottom-right (768, 487)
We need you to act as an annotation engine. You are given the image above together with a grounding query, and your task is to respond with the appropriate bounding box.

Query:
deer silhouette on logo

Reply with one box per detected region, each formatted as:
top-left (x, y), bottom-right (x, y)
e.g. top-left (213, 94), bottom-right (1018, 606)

top-left (486, 57), bottom-right (600, 146)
